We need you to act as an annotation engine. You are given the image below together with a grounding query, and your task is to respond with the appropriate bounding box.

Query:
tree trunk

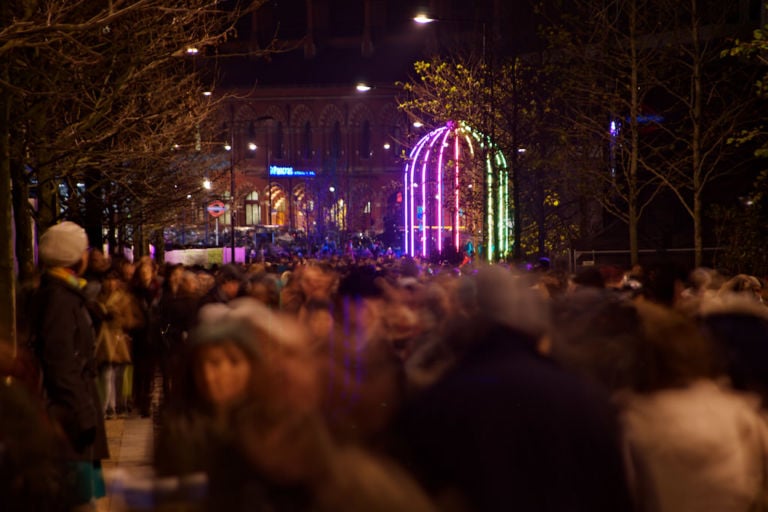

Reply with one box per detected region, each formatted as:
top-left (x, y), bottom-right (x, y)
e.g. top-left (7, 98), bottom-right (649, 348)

top-left (84, 173), bottom-right (104, 250)
top-left (153, 229), bottom-right (165, 264)
top-left (36, 169), bottom-right (58, 232)
top-left (694, 193), bottom-right (702, 267)
top-left (10, 159), bottom-right (34, 281)
top-left (0, 64), bottom-right (16, 351)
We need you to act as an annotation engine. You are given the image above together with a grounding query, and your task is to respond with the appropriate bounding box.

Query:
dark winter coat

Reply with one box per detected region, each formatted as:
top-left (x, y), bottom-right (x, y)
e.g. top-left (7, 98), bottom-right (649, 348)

top-left (31, 272), bottom-right (109, 462)
top-left (395, 323), bottom-right (633, 512)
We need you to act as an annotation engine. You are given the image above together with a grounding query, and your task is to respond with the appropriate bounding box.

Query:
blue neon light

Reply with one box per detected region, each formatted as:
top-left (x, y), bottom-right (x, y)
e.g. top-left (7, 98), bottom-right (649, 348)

top-left (269, 165), bottom-right (316, 177)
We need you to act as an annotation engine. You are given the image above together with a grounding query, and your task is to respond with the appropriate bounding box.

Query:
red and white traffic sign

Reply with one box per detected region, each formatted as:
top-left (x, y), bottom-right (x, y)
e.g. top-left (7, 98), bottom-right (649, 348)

top-left (206, 200), bottom-right (227, 218)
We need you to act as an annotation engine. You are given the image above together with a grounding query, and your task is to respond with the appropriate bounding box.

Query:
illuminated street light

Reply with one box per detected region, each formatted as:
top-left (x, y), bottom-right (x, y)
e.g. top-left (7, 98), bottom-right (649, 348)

top-left (413, 13), bottom-right (435, 24)
top-left (224, 143), bottom-right (232, 151)
top-left (248, 142), bottom-right (257, 151)
top-left (203, 91), bottom-right (212, 97)
top-left (185, 47), bottom-right (199, 55)
top-left (203, 178), bottom-right (211, 190)
top-left (355, 82), bottom-right (372, 92)
top-left (413, 121), bottom-right (423, 128)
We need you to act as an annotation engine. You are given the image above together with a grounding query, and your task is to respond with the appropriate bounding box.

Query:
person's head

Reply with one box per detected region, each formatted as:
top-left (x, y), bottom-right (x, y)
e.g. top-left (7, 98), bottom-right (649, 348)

top-left (179, 270), bottom-right (200, 297)
top-left (134, 259), bottom-right (157, 288)
top-left (87, 247), bottom-right (111, 275)
top-left (100, 270), bottom-right (122, 296)
top-left (569, 266), bottom-right (606, 291)
top-left (186, 317), bottom-right (260, 414)
top-left (698, 294), bottom-right (768, 402)
top-left (38, 221), bottom-right (90, 275)
top-left (718, 274), bottom-right (762, 301)
top-left (548, 288), bottom-right (643, 392)
top-left (216, 264), bottom-right (245, 300)
top-left (163, 264), bottom-right (185, 295)
top-left (631, 301), bottom-right (718, 393)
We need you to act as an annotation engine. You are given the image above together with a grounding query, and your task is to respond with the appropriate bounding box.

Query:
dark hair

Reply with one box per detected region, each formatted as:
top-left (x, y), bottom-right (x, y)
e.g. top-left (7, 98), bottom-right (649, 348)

top-left (632, 302), bottom-right (717, 392)
top-left (699, 313), bottom-right (768, 401)
top-left (216, 263), bottom-right (245, 285)
top-left (571, 266), bottom-right (605, 289)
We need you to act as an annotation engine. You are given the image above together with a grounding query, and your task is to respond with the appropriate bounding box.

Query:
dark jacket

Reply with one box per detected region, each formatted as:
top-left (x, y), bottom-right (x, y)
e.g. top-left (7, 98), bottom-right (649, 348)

top-left (31, 272), bottom-right (109, 461)
top-left (396, 323), bottom-right (633, 512)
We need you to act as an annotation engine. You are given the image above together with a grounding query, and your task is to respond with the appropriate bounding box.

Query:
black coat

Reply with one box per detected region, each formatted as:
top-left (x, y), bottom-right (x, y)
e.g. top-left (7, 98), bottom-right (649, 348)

top-left (395, 324), bottom-right (633, 512)
top-left (31, 273), bottom-right (109, 461)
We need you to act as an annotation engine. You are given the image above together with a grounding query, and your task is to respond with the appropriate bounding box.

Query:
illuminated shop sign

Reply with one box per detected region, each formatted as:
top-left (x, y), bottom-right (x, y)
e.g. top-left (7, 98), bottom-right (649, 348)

top-left (269, 165), bottom-right (316, 177)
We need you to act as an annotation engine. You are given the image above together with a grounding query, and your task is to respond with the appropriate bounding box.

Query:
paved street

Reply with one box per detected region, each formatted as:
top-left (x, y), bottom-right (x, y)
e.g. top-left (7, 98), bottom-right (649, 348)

top-left (97, 416), bottom-right (154, 512)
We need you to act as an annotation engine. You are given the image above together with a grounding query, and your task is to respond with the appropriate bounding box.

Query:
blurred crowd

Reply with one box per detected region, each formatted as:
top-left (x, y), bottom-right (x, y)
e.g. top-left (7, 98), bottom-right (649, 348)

top-left (3, 221), bottom-right (768, 511)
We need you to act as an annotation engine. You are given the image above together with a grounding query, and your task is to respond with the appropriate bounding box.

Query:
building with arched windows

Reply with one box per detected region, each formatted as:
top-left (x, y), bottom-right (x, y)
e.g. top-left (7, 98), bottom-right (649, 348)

top-left (202, 84), bottom-right (409, 246)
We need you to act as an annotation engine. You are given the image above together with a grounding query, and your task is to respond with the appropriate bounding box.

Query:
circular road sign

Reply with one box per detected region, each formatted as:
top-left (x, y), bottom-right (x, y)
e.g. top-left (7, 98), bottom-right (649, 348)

top-left (207, 200), bottom-right (227, 218)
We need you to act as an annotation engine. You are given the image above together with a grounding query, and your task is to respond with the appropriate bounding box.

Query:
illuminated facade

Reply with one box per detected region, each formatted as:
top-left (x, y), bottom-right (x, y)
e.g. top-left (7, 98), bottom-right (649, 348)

top-left (404, 121), bottom-right (510, 261)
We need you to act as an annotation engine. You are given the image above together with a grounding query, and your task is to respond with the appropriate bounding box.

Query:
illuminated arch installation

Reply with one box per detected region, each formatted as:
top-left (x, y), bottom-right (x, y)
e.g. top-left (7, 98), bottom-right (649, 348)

top-left (404, 121), bottom-right (510, 261)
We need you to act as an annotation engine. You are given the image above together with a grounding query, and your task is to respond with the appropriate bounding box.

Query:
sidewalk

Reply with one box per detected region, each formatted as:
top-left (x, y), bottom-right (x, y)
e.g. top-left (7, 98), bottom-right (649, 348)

top-left (97, 415), bottom-right (154, 512)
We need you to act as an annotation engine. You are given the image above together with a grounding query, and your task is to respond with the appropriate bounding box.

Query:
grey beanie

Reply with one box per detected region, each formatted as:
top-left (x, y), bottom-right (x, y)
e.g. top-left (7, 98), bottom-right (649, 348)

top-left (39, 221), bottom-right (89, 267)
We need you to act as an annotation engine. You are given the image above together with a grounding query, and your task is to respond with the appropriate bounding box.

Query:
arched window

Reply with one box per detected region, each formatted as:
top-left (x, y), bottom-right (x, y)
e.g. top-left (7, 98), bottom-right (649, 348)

top-left (302, 121), bottom-right (312, 160)
top-left (332, 121), bottom-right (342, 160)
top-left (360, 120), bottom-right (371, 160)
top-left (244, 191), bottom-right (260, 225)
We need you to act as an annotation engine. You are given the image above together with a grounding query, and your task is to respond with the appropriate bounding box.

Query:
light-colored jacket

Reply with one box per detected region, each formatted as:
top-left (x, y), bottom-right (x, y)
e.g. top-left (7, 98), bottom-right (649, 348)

top-left (620, 379), bottom-right (768, 512)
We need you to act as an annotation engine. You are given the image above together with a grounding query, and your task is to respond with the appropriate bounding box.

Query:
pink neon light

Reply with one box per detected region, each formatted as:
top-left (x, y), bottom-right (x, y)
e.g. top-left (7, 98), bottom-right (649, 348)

top-left (415, 128), bottom-right (444, 257)
top-left (454, 131), bottom-right (460, 249)
top-left (407, 133), bottom-right (432, 256)
top-left (421, 147), bottom-right (429, 256)
top-left (403, 168), bottom-right (409, 255)
top-left (435, 129), bottom-right (451, 254)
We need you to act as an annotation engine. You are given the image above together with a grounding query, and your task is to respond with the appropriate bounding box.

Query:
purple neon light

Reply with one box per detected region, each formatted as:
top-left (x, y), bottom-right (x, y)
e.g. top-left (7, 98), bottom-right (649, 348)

top-left (421, 146), bottom-right (429, 256)
top-left (406, 132), bottom-right (433, 256)
top-left (454, 133), bottom-right (460, 249)
top-left (435, 129), bottom-right (451, 253)
top-left (403, 167), bottom-right (409, 255)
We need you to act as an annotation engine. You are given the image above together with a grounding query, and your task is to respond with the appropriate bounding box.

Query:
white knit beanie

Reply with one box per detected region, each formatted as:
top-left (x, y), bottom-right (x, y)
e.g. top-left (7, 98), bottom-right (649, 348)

top-left (39, 221), bottom-right (89, 267)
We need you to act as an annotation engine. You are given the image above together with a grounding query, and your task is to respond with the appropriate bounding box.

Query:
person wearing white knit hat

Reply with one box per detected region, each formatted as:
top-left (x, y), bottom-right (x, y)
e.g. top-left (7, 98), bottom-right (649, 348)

top-left (38, 220), bottom-right (90, 272)
top-left (31, 221), bottom-right (109, 510)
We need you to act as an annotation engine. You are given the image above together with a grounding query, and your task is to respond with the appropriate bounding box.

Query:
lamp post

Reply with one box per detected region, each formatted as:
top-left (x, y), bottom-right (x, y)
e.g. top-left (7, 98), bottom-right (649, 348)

top-left (228, 104), bottom-right (237, 263)
top-left (226, 107), bottom-right (273, 264)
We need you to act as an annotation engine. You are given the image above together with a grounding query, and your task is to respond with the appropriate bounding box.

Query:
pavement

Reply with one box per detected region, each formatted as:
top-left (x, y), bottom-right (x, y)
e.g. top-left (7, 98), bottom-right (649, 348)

top-left (97, 415), bottom-right (155, 512)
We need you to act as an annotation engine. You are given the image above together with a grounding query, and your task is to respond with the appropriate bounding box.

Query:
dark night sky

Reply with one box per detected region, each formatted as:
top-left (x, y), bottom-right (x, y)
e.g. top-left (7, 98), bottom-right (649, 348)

top-left (215, 0), bottom-right (540, 88)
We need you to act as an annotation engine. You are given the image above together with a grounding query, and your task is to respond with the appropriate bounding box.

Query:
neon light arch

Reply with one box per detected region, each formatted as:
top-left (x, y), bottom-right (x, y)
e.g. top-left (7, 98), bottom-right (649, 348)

top-left (404, 121), bottom-right (510, 261)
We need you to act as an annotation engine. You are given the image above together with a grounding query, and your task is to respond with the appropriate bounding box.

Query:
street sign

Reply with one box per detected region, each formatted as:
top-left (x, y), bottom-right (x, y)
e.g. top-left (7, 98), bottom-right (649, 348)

top-left (207, 200), bottom-right (227, 218)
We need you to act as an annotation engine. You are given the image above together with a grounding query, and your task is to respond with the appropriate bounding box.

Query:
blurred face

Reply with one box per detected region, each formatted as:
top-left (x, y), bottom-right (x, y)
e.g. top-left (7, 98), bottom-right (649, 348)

top-left (180, 272), bottom-right (199, 295)
top-left (138, 264), bottom-right (154, 286)
top-left (194, 342), bottom-right (252, 410)
top-left (221, 279), bottom-right (241, 299)
top-left (89, 249), bottom-right (110, 273)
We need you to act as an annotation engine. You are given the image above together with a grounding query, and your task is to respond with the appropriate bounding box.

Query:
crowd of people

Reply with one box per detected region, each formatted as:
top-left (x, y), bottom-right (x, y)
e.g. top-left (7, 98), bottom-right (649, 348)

top-left (3, 220), bottom-right (768, 511)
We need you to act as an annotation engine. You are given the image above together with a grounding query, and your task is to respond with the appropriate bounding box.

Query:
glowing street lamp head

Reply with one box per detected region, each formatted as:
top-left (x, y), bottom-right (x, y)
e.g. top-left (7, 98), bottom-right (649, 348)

top-left (355, 82), bottom-right (372, 92)
top-left (413, 13), bottom-right (435, 24)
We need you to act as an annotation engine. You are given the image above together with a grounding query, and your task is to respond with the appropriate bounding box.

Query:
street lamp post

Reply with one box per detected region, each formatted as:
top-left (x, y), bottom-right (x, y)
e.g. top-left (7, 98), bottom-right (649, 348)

top-left (226, 107), bottom-right (274, 264)
top-left (228, 103), bottom-right (237, 263)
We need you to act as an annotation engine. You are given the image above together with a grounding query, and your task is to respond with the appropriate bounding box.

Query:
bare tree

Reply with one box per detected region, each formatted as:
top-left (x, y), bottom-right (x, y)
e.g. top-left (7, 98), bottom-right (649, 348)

top-left (0, 0), bottom-right (274, 347)
top-left (641, 0), bottom-right (760, 266)
top-left (540, 0), bottom-right (668, 266)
